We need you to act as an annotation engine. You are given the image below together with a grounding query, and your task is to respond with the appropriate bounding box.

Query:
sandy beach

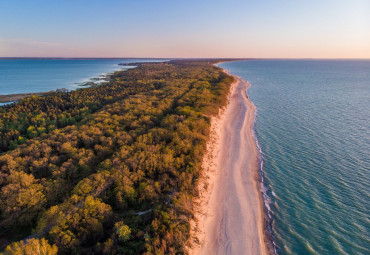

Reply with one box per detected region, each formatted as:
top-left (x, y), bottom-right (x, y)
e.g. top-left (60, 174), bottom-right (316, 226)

top-left (188, 71), bottom-right (268, 255)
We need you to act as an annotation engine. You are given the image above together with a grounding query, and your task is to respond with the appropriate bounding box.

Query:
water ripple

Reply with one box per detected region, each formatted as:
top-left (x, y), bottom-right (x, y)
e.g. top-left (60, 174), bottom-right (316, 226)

top-left (221, 60), bottom-right (370, 255)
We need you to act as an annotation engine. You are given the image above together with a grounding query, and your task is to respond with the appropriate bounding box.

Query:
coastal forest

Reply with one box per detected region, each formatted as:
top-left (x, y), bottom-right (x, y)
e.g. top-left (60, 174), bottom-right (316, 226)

top-left (0, 60), bottom-right (233, 254)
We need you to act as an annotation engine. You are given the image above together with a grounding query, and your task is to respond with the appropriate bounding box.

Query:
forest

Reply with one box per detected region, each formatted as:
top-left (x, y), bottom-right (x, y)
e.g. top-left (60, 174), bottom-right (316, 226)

top-left (0, 60), bottom-right (234, 254)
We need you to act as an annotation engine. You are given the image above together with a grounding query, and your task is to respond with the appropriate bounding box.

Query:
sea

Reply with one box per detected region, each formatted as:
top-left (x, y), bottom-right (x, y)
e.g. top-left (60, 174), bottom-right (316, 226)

top-left (219, 60), bottom-right (370, 255)
top-left (0, 58), bottom-right (165, 105)
top-left (1, 59), bottom-right (369, 254)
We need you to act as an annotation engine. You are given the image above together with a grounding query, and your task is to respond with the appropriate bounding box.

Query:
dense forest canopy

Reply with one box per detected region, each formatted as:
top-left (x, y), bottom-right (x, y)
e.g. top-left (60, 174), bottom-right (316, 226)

top-left (0, 60), bottom-right (234, 254)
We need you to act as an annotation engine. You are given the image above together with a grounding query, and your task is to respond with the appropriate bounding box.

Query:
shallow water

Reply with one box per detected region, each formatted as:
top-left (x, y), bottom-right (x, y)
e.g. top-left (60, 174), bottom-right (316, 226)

top-left (220, 60), bottom-right (370, 255)
top-left (0, 58), bottom-right (164, 95)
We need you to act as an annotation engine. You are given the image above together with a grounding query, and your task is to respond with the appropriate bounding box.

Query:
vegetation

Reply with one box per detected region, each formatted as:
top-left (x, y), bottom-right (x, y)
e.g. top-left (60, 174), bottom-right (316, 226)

top-left (0, 60), bottom-right (234, 254)
top-left (1, 238), bottom-right (57, 255)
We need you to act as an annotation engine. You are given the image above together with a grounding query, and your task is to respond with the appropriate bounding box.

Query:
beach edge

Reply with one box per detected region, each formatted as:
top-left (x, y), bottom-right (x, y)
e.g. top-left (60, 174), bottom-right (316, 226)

top-left (187, 62), bottom-right (271, 254)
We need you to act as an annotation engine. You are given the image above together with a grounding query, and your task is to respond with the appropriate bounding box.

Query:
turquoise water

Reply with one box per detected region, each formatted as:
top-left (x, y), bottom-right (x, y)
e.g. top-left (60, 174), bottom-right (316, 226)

top-left (0, 59), bottom-right (165, 96)
top-left (219, 60), bottom-right (370, 255)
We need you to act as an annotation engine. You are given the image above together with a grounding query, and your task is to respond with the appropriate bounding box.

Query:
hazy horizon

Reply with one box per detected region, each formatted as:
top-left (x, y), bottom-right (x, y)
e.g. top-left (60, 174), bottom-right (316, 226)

top-left (1, 0), bottom-right (369, 58)
top-left (1, 57), bottom-right (370, 60)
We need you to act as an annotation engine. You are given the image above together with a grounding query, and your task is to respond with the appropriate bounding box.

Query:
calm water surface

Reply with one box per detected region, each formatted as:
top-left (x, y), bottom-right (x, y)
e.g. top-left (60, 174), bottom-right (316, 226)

top-left (220, 60), bottom-right (370, 255)
top-left (0, 59), bottom-right (164, 95)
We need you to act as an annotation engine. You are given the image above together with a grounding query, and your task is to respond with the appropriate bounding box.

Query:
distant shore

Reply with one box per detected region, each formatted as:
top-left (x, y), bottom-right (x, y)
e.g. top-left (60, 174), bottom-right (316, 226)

top-left (0, 71), bottom-right (117, 104)
top-left (0, 59), bottom-right (141, 104)
top-left (0, 92), bottom-right (52, 103)
top-left (188, 67), bottom-right (269, 254)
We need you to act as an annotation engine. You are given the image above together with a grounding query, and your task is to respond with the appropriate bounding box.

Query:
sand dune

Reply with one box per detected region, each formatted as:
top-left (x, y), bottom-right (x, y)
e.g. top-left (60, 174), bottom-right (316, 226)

top-left (188, 72), bottom-right (268, 255)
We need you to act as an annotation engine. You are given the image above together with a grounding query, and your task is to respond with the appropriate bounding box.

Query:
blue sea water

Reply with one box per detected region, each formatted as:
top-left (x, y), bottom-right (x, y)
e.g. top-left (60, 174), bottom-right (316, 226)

top-left (0, 58), bottom-right (165, 96)
top-left (219, 60), bottom-right (370, 255)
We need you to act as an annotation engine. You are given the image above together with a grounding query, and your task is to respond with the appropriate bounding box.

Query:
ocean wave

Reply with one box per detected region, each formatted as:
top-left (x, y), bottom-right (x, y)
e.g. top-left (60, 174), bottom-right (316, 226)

top-left (248, 85), bottom-right (279, 255)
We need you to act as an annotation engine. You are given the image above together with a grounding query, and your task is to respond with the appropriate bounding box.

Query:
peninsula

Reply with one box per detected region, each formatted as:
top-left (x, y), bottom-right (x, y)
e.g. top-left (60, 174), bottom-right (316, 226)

top-left (0, 59), bottom-right (268, 254)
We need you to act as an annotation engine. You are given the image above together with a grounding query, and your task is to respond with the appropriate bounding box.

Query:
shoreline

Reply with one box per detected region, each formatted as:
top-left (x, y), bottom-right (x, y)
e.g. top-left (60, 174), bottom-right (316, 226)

top-left (0, 61), bottom-right (163, 104)
top-left (0, 59), bottom-right (145, 104)
top-left (219, 63), bottom-right (277, 254)
top-left (188, 66), bottom-right (269, 254)
top-left (0, 69), bottom-right (124, 104)
top-left (0, 92), bottom-right (52, 103)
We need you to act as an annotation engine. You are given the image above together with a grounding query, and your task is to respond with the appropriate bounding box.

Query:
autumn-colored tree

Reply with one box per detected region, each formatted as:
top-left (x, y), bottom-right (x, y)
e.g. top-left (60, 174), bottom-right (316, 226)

top-left (0, 60), bottom-right (233, 253)
top-left (0, 171), bottom-right (46, 227)
top-left (115, 221), bottom-right (131, 242)
top-left (1, 238), bottom-right (57, 255)
top-left (37, 195), bottom-right (112, 252)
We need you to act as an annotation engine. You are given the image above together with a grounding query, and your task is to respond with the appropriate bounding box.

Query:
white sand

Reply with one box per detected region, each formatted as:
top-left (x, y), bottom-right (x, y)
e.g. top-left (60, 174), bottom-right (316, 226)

top-left (188, 72), bottom-right (268, 255)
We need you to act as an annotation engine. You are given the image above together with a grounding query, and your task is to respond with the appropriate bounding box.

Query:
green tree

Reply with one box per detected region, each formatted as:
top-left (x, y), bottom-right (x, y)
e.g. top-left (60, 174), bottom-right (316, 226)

top-left (26, 126), bottom-right (37, 138)
top-left (115, 221), bottom-right (131, 242)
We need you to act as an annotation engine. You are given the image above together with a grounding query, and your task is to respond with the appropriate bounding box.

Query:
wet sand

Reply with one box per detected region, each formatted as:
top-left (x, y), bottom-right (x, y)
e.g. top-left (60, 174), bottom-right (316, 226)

top-left (188, 72), bottom-right (268, 255)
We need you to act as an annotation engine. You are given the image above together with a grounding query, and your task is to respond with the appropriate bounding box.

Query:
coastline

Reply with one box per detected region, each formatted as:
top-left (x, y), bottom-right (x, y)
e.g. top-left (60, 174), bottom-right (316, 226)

top-left (0, 59), bottom-right (140, 104)
top-left (0, 69), bottom-right (123, 104)
top-left (0, 92), bottom-right (52, 103)
top-left (188, 66), bottom-right (269, 254)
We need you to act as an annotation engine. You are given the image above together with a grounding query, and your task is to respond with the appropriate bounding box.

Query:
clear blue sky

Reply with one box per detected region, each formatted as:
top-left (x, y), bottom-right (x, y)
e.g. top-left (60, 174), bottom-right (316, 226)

top-left (0, 0), bottom-right (369, 58)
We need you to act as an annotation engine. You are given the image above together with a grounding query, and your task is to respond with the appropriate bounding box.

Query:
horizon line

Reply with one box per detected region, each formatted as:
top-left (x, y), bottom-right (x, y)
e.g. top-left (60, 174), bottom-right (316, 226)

top-left (1, 57), bottom-right (370, 60)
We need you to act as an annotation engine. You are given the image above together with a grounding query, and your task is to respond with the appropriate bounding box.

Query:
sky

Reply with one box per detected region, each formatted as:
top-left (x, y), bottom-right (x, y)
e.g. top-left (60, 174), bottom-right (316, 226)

top-left (0, 0), bottom-right (369, 58)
